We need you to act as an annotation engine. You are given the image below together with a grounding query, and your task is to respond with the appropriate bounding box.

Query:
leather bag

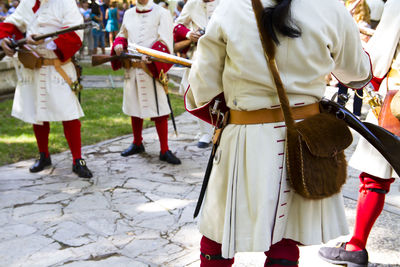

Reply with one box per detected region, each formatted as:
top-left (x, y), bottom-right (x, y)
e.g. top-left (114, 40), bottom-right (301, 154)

top-left (17, 45), bottom-right (43, 69)
top-left (252, 0), bottom-right (352, 199)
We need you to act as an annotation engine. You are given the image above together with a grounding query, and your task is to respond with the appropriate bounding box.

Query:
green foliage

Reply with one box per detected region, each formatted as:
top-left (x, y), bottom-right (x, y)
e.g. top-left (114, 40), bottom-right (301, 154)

top-left (0, 88), bottom-right (184, 166)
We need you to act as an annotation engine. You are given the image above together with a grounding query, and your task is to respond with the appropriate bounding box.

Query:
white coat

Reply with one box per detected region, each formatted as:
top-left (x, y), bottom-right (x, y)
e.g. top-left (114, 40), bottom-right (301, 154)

top-left (350, 0), bottom-right (400, 179)
top-left (186, 0), bottom-right (372, 258)
top-left (175, 0), bottom-right (219, 94)
top-left (117, 3), bottom-right (173, 119)
top-left (6, 0), bottom-right (84, 125)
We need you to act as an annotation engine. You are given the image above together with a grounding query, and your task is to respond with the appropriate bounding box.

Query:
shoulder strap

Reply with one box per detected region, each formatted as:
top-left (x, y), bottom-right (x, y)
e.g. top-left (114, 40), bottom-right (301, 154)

top-left (251, 0), bottom-right (296, 129)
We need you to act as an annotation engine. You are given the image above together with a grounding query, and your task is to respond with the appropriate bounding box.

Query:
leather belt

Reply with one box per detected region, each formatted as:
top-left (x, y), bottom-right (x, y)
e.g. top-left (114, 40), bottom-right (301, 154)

top-left (41, 58), bottom-right (72, 86)
top-left (229, 102), bottom-right (320, 124)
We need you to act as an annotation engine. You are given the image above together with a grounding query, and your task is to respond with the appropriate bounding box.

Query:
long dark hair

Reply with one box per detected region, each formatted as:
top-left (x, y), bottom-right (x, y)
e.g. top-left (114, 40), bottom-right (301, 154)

top-left (262, 0), bottom-right (301, 45)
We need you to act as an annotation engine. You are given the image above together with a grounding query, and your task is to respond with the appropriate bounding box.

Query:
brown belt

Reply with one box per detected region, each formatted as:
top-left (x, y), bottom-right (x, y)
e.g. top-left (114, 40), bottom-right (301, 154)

top-left (229, 102), bottom-right (320, 124)
top-left (41, 58), bottom-right (72, 86)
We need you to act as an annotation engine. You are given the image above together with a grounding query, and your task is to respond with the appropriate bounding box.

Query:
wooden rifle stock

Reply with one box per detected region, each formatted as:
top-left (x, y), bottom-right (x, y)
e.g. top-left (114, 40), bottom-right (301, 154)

top-left (91, 51), bottom-right (193, 68)
top-left (0, 21), bottom-right (96, 61)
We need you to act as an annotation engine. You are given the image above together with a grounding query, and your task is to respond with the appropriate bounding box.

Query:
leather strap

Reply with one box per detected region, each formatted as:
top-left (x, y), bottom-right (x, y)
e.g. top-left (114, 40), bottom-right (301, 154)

top-left (229, 102), bottom-right (320, 125)
top-left (251, 0), bottom-right (300, 130)
top-left (41, 58), bottom-right (72, 86)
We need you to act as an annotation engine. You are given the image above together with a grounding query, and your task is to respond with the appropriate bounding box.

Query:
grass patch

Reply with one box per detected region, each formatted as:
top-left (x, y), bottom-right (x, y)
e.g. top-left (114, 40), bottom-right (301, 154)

top-left (81, 62), bottom-right (124, 76)
top-left (0, 88), bottom-right (185, 166)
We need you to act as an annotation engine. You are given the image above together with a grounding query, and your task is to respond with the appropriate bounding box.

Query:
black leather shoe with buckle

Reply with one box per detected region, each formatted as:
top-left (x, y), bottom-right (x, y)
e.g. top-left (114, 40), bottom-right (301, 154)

top-left (29, 152), bottom-right (52, 173)
top-left (159, 150), bottom-right (181, 165)
top-left (318, 242), bottom-right (368, 267)
top-left (72, 159), bottom-right (93, 178)
top-left (121, 143), bottom-right (145, 157)
top-left (197, 141), bottom-right (210, 149)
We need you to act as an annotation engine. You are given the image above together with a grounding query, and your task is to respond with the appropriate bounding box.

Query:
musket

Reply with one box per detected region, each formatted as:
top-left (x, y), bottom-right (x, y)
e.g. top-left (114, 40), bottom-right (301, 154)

top-left (91, 52), bottom-right (192, 67)
top-left (132, 44), bottom-right (193, 68)
top-left (359, 25), bottom-right (375, 37)
top-left (320, 98), bottom-right (400, 176)
top-left (0, 21), bottom-right (97, 61)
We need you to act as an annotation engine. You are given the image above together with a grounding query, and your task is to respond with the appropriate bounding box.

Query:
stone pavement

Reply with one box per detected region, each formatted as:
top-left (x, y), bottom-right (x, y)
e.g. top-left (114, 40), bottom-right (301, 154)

top-left (1, 94), bottom-right (400, 267)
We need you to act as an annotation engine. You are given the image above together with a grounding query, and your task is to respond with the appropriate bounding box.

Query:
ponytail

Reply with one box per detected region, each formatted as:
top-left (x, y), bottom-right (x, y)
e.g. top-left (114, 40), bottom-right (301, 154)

top-left (262, 0), bottom-right (301, 45)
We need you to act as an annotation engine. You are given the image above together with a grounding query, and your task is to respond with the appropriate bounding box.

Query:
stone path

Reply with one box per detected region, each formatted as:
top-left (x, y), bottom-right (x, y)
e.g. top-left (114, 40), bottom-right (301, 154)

top-left (0, 90), bottom-right (399, 266)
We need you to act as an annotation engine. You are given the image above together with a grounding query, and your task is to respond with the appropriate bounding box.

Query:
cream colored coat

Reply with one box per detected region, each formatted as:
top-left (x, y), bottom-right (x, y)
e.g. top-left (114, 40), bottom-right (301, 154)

top-left (186, 0), bottom-right (372, 258)
top-left (175, 0), bottom-right (219, 94)
top-left (6, 0), bottom-right (84, 125)
top-left (350, 0), bottom-right (400, 179)
top-left (117, 4), bottom-right (173, 118)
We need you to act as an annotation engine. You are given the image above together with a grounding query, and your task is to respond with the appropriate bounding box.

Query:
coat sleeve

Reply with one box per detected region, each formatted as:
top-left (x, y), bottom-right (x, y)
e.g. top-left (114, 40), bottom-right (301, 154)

top-left (3, 0), bottom-right (31, 34)
top-left (53, 0), bottom-right (84, 62)
top-left (185, 7), bottom-right (227, 122)
top-left (174, 0), bottom-right (193, 28)
top-left (366, 0), bottom-right (400, 79)
top-left (330, 3), bottom-right (372, 89)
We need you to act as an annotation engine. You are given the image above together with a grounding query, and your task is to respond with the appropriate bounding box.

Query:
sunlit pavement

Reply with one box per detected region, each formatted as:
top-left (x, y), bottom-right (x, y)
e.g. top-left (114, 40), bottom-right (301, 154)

top-left (0, 87), bottom-right (399, 266)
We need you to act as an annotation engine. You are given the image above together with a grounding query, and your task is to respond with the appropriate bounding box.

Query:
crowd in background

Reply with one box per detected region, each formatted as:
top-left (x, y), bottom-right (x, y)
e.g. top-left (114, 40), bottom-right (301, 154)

top-left (0, 0), bottom-right (19, 22)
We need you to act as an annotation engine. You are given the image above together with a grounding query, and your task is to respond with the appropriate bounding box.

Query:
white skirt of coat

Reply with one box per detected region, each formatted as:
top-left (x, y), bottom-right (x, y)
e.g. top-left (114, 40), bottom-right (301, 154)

top-left (122, 67), bottom-right (170, 118)
top-left (11, 63), bottom-right (83, 125)
top-left (198, 121), bottom-right (349, 259)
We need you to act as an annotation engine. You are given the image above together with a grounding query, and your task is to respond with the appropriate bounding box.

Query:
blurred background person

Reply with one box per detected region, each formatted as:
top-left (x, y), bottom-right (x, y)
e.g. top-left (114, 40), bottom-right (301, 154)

top-left (79, 0), bottom-right (93, 59)
top-left (105, 1), bottom-right (119, 46)
top-left (0, 2), bottom-right (8, 22)
top-left (91, 0), bottom-right (106, 54)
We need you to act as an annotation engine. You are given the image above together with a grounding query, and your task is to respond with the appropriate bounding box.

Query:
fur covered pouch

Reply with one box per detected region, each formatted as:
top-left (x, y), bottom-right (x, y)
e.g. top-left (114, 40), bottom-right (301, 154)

top-left (286, 111), bottom-right (353, 199)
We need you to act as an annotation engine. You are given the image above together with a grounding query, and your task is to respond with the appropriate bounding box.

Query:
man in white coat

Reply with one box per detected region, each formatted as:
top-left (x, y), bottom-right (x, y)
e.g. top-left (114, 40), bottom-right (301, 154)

top-left (185, 0), bottom-right (371, 266)
top-left (111, 0), bottom-right (181, 164)
top-left (319, 1), bottom-right (399, 266)
top-left (0, 0), bottom-right (92, 178)
top-left (173, 0), bottom-right (219, 148)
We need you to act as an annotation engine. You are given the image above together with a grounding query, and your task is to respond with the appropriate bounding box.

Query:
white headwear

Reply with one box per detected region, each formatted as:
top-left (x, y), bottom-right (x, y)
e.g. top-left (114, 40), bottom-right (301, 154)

top-left (136, 0), bottom-right (154, 11)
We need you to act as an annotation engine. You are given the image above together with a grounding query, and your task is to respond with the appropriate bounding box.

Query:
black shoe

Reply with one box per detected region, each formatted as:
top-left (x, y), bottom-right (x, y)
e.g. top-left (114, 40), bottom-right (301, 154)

top-left (197, 141), bottom-right (210, 149)
top-left (121, 143), bottom-right (145, 157)
top-left (318, 242), bottom-right (368, 267)
top-left (159, 150), bottom-right (181, 165)
top-left (72, 159), bottom-right (93, 178)
top-left (29, 152), bottom-right (52, 173)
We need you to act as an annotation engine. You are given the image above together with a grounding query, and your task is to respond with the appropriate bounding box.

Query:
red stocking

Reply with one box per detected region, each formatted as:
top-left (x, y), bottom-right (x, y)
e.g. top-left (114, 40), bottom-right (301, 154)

top-left (131, 116), bottom-right (143, 146)
top-left (33, 122), bottom-right (50, 157)
top-left (264, 239), bottom-right (299, 267)
top-left (152, 115), bottom-right (169, 154)
top-left (62, 119), bottom-right (82, 163)
top-left (200, 236), bottom-right (234, 267)
top-left (346, 172), bottom-right (395, 251)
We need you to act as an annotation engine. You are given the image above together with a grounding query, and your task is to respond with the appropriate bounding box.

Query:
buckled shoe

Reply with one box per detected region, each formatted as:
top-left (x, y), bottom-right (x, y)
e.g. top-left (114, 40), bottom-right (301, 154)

top-left (29, 152), bottom-right (52, 173)
top-left (121, 143), bottom-right (145, 157)
top-left (159, 150), bottom-right (181, 165)
top-left (318, 242), bottom-right (368, 267)
top-left (72, 159), bottom-right (93, 178)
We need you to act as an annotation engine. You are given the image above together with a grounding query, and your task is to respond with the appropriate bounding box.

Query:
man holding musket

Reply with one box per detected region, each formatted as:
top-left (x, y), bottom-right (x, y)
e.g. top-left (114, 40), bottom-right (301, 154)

top-left (320, 0), bottom-right (400, 266)
top-left (0, 0), bottom-right (92, 178)
top-left (173, 0), bottom-right (219, 148)
top-left (111, 0), bottom-right (181, 164)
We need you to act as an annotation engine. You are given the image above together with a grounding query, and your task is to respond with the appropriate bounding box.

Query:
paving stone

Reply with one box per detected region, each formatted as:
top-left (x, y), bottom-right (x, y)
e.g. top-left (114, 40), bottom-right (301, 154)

top-left (0, 101), bottom-right (399, 266)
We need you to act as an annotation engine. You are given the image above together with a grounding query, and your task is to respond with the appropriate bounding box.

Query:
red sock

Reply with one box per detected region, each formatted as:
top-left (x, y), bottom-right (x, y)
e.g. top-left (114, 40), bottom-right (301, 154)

top-left (62, 119), bottom-right (82, 164)
top-left (131, 116), bottom-right (143, 146)
top-left (346, 172), bottom-right (395, 251)
top-left (153, 115), bottom-right (169, 154)
top-left (33, 122), bottom-right (50, 157)
top-left (264, 239), bottom-right (299, 267)
top-left (200, 236), bottom-right (234, 267)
